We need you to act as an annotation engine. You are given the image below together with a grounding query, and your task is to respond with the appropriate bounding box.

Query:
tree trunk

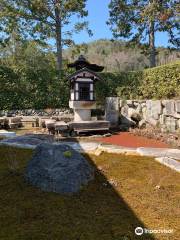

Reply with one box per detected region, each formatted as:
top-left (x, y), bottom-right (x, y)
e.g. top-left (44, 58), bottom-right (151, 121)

top-left (149, 19), bottom-right (156, 68)
top-left (55, 5), bottom-right (62, 74)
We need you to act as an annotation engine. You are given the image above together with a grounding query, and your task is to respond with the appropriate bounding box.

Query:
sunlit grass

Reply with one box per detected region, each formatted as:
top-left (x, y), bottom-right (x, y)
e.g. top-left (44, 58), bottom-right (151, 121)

top-left (0, 146), bottom-right (179, 240)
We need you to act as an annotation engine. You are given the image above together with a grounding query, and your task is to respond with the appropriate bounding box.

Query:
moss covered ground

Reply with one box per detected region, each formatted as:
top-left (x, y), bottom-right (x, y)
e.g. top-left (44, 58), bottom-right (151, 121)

top-left (0, 146), bottom-right (179, 240)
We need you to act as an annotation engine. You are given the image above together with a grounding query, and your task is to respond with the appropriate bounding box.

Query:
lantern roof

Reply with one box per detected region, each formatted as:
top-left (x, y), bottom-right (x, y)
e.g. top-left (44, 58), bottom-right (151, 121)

top-left (67, 67), bottom-right (103, 81)
top-left (67, 55), bottom-right (104, 72)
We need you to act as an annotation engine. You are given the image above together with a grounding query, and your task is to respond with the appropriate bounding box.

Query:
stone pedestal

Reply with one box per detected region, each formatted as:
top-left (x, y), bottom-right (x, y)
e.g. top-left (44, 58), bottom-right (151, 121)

top-left (74, 109), bottom-right (91, 121)
top-left (105, 97), bottom-right (120, 127)
top-left (69, 100), bottom-right (96, 122)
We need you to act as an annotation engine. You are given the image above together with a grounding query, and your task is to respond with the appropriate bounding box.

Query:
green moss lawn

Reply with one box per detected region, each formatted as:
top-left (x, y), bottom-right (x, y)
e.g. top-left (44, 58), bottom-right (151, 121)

top-left (0, 146), bottom-right (179, 240)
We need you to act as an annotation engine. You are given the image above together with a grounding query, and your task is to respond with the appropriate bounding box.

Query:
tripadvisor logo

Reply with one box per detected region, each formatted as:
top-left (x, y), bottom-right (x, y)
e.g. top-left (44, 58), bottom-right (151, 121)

top-left (135, 227), bottom-right (144, 236)
top-left (135, 226), bottom-right (173, 236)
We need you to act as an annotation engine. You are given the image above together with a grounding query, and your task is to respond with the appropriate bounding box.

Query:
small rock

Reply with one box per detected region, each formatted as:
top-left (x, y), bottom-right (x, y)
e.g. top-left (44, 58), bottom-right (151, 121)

top-left (155, 185), bottom-right (161, 190)
top-left (103, 133), bottom-right (112, 137)
top-left (109, 178), bottom-right (118, 187)
top-left (138, 120), bottom-right (146, 129)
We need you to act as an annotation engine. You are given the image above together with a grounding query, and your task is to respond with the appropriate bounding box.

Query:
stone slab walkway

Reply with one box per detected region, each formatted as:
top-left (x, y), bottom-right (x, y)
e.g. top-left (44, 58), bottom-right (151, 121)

top-left (137, 147), bottom-right (180, 160)
top-left (0, 134), bottom-right (179, 173)
top-left (0, 130), bottom-right (16, 138)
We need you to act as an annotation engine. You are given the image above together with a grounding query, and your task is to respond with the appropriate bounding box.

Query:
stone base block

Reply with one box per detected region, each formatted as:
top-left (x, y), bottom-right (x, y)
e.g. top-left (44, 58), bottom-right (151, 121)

top-left (74, 109), bottom-right (91, 121)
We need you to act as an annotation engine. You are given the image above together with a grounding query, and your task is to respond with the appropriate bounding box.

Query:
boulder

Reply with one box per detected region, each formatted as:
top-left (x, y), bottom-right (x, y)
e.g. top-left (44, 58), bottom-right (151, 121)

top-left (130, 112), bottom-right (142, 123)
top-left (126, 100), bottom-right (134, 107)
top-left (120, 115), bottom-right (136, 127)
top-left (128, 108), bottom-right (136, 117)
top-left (147, 117), bottom-right (158, 127)
top-left (138, 120), bottom-right (146, 129)
top-left (25, 143), bottom-right (94, 194)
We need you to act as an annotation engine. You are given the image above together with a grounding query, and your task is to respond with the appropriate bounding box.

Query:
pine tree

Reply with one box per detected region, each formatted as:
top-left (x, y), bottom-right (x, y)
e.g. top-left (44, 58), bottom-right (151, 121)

top-left (0, 0), bottom-right (91, 73)
top-left (107, 0), bottom-right (179, 67)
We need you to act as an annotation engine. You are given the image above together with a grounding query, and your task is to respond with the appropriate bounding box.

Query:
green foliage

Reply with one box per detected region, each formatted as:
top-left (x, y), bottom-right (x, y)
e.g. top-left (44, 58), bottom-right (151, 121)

top-left (64, 39), bottom-right (179, 72)
top-left (0, 0), bottom-right (90, 71)
top-left (0, 42), bottom-right (70, 110)
top-left (94, 71), bottom-right (142, 105)
top-left (0, 40), bottom-right (179, 110)
top-left (0, 65), bottom-right (23, 110)
top-left (140, 61), bottom-right (180, 99)
top-left (107, 0), bottom-right (179, 66)
top-left (96, 61), bottom-right (180, 104)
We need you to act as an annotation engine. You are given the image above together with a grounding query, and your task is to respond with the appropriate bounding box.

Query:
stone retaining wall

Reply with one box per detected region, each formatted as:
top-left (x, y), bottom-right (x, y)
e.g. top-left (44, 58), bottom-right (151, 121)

top-left (1, 99), bottom-right (180, 133)
top-left (105, 98), bottom-right (180, 132)
top-left (0, 109), bottom-right (71, 117)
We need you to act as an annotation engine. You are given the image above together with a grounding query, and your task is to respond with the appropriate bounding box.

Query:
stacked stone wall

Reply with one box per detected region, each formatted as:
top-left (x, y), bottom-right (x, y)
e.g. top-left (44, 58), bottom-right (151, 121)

top-left (0, 109), bottom-right (71, 117)
top-left (106, 98), bottom-right (180, 132)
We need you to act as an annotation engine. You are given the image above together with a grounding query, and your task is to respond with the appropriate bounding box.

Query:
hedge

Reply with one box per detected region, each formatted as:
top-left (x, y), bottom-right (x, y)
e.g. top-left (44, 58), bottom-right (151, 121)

top-left (0, 65), bottom-right (70, 110)
top-left (140, 61), bottom-right (180, 99)
top-left (0, 62), bottom-right (179, 110)
top-left (97, 61), bottom-right (180, 103)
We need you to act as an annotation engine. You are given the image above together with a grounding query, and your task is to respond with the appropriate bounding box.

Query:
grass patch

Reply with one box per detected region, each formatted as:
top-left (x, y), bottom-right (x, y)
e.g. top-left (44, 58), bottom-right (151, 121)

top-left (0, 145), bottom-right (179, 240)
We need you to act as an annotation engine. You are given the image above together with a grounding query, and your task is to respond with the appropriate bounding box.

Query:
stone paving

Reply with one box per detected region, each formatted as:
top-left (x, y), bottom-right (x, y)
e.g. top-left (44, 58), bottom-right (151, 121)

top-left (155, 157), bottom-right (180, 172)
top-left (137, 147), bottom-right (180, 160)
top-left (0, 134), bottom-right (179, 173)
top-left (0, 130), bottom-right (16, 138)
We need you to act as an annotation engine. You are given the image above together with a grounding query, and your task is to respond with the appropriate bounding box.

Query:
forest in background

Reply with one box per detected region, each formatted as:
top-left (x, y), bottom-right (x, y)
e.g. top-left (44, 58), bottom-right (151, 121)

top-left (64, 39), bottom-right (180, 72)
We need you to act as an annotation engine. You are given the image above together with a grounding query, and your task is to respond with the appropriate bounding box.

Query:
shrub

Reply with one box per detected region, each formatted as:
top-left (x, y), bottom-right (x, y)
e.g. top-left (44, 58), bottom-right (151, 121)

top-left (140, 61), bottom-right (180, 99)
top-left (97, 61), bottom-right (180, 103)
top-left (0, 61), bottom-right (179, 110)
top-left (0, 65), bottom-right (70, 110)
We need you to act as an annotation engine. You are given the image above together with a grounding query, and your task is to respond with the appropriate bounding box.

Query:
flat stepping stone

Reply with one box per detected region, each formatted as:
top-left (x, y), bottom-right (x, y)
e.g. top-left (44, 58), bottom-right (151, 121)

top-left (55, 121), bottom-right (68, 131)
top-left (98, 144), bottom-right (137, 155)
top-left (155, 157), bottom-right (180, 173)
top-left (0, 130), bottom-right (16, 138)
top-left (55, 142), bottom-right (100, 152)
top-left (137, 147), bottom-right (180, 160)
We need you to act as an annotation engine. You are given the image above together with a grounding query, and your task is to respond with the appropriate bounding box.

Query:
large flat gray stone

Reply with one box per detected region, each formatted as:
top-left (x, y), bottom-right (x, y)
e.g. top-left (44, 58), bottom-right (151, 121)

top-left (0, 130), bottom-right (16, 138)
top-left (55, 142), bottom-right (100, 153)
top-left (146, 100), bottom-right (162, 120)
top-left (105, 97), bottom-right (119, 126)
top-left (155, 157), bottom-right (180, 173)
top-left (98, 144), bottom-right (137, 155)
top-left (137, 147), bottom-right (180, 160)
top-left (164, 100), bottom-right (175, 116)
top-left (175, 100), bottom-right (180, 113)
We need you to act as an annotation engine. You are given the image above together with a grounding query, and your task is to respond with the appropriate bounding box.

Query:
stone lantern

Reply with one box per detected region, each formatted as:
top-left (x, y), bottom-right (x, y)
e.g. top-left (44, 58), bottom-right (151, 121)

top-left (68, 55), bottom-right (104, 122)
top-left (67, 56), bottom-right (110, 134)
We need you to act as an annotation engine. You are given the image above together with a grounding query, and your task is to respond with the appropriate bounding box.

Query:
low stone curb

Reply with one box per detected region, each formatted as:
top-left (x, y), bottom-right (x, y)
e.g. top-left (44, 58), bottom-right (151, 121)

top-left (97, 144), bottom-right (138, 156)
top-left (137, 147), bottom-right (180, 160)
top-left (0, 141), bottom-right (179, 173)
top-left (155, 157), bottom-right (180, 173)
